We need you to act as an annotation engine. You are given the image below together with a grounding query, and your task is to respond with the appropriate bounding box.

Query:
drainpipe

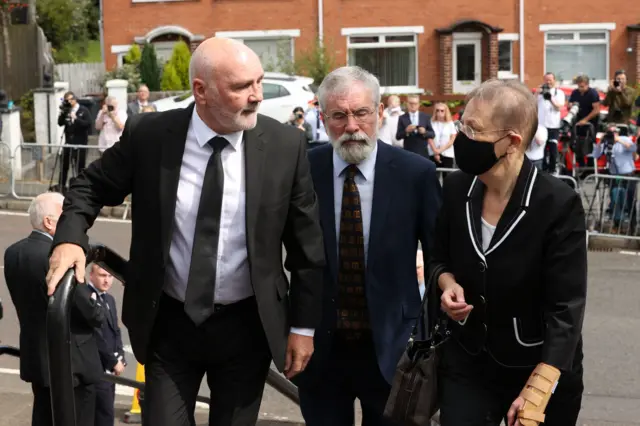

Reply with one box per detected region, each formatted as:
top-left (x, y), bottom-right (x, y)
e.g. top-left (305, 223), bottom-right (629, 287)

top-left (99, 0), bottom-right (105, 68)
top-left (318, 0), bottom-right (324, 46)
top-left (519, 0), bottom-right (525, 83)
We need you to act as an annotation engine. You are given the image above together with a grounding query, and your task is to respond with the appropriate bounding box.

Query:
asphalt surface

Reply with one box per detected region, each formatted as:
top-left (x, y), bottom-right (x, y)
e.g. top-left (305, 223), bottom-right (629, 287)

top-left (1, 211), bottom-right (640, 425)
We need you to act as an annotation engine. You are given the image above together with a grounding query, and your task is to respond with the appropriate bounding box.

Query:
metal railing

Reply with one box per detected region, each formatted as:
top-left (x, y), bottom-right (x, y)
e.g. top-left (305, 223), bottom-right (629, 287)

top-left (46, 243), bottom-right (299, 425)
top-left (0, 141), bottom-right (10, 198)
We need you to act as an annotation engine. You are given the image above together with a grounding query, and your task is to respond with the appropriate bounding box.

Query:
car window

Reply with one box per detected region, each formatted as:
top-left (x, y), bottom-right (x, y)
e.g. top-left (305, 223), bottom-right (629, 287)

top-left (263, 83), bottom-right (289, 100)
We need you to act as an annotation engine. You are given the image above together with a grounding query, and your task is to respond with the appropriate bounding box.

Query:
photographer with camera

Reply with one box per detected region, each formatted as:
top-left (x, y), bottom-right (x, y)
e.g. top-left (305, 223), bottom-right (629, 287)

top-left (95, 96), bottom-right (127, 153)
top-left (536, 72), bottom-right (565, 173)
top-left (567, 75), bottom-right (601, 168)
top-left (602, 70), bottom-right (635, 125)
top-left (57, 91), bottom-right (91, 191)
top-left (592, 125), bottom-right (637, 233)
top-left (288, 106), bottom-right (313, 144)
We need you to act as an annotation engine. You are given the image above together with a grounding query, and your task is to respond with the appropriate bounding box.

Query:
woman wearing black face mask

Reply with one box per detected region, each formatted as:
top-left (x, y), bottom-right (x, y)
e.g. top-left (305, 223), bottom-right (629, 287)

top-left (427, 79), bottom-right (586, 426)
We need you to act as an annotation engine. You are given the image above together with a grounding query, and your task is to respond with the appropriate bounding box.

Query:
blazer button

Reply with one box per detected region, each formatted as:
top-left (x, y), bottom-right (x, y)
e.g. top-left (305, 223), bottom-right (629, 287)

top-left (479, 262), bottom-right (486, 272)
top-left (151, 301), bottom-right (157, 308)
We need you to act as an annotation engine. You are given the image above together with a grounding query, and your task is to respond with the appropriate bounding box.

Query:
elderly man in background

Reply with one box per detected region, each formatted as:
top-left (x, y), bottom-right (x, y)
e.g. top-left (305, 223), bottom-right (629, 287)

top-left (295, 66), bottom-right (441, 426)
top-left (4, 192), bottom-right (105, 426)
top-left (378, 95), bottom-right (403, 146)
top-left (95, 96), bottom-right (127, 153)
top-left (126, 84), bottom-right (156, 116)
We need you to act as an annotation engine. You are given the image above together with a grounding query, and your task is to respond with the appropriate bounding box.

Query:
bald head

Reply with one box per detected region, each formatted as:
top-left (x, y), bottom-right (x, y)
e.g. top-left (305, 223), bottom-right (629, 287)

top-left (28, 192), bottom-right (63, 235)
top-left (189, 37), bottom-right (261, 89)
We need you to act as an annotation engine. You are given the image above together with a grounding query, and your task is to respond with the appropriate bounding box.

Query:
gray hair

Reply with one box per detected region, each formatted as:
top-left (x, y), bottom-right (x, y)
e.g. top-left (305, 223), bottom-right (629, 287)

top-left (466, 79), bottom-right (538, 149)
top-left (317, 66), bottom-right (381, 112)
top-left (28, 192), bottom-right (64, 231)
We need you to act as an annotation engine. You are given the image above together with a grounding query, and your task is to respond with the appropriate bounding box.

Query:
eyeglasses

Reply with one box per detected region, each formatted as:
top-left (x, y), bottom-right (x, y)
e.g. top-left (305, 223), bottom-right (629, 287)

top-left (325, 108), bottom-right (376, 125)
top-left (454, 121), bottom-right (512, 140)
top-left (435, 109), bottom-right (445, 113)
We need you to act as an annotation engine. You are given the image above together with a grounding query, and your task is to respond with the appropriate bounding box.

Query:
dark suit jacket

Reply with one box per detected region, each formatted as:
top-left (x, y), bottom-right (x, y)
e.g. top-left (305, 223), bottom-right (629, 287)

top-left (298, 141), bottom-right (442, 384)
top-left (396, 111), bottom-right (435, 155)
top-left (58, 104), bottom-right (91, 145)
top-left (89, 288), bottom-right (125, 373)
top-left (428, 158), bottom-right (587, 372)
top-left (52, 103), bottom-right (325, 370)
top-left (4, 231), bottom-right (106, 387)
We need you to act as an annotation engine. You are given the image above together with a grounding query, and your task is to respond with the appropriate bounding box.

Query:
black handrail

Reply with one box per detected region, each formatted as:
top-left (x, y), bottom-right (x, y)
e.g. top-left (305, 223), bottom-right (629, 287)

top-left (0, 345), bottom-right (20, 357)
top-left (46, 243), bottom-right (300, 426)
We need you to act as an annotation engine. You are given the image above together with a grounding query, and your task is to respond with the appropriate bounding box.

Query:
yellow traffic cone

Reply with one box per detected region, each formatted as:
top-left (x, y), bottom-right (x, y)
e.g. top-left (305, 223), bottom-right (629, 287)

top-left (123, 363), bottom-right (145, 423)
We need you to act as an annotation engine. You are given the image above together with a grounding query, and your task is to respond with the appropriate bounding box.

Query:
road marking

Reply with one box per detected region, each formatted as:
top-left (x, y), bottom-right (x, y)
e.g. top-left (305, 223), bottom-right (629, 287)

top-left (619, 251), bottom-right (640, 256)
top-left (0, 211), bottom-right (130, 224)
top-left (0, 367), bottom-right (207, 407)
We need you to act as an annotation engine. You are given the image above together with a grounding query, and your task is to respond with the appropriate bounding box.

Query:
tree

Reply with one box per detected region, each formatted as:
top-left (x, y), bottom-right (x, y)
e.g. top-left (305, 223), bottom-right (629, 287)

top-left (0, 0), bottom-right (28, 97)
top-left (264, 37), bottom-right (336, 86)
top-left (139, 43), bottom-right (161, 91)
top-left (160, 62), bottom-right (182, 91)
top-left (36, 0), bottom-right (90, 50)
top-left (124, 44), bottom-right (141, 67)
top-left (164, 41), bottom-right (191, 90)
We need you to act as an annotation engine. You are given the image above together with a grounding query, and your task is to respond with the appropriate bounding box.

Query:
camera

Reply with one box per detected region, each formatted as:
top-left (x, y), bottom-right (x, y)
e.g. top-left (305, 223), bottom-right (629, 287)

top-left (613, 80), bottom-right (620, 88)
top-left (563, 104), bottom-right (580, 128)
top-left (541, 84), bottom-right (552, 101)
top-left (107, 105), bottom-right (114, 112)
top-left (295, 112), bottom-right (304, 120)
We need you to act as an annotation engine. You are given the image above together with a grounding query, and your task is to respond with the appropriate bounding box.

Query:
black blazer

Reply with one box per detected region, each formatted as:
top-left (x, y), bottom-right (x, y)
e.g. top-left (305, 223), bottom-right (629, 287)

top-left (52, 104), bottom-right (326, 370)
top-left (428, 158), bottom-right (587, 372)
top-left (4, 231), bottom-right (106, 387)
top-left (396, 111), bottom-right (435, 155)
top-left (90, 288), bottom-right (125, 372)
top-left (58, 104), bottom-right (91, 144)
top-left (299, 141), bottom-right (442, 384)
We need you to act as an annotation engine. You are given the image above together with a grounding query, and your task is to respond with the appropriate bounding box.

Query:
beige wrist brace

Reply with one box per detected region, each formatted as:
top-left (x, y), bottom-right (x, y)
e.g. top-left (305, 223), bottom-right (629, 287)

top-left (517, 363), bottom-right (561, 426)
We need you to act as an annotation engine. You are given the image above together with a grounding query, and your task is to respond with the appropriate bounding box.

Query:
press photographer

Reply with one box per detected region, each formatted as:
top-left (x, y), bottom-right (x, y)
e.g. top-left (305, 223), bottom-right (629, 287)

top-left (536, 72), bottom-right (565, 173)
top-left (288, 106), bottom-right (312, 144)
top-left (567, 75), bottom-right (601, 167)
top-left (591, 125), bottom-right (637, 233)
top-left (602, 70), bottom-right (636, 125)
top-left (57, 91), bottom-right (90, 191)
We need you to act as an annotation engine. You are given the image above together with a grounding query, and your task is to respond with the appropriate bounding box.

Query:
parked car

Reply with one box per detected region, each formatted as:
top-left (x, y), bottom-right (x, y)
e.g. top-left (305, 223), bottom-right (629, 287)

top-left (153, 72), bottom-right (316, 123)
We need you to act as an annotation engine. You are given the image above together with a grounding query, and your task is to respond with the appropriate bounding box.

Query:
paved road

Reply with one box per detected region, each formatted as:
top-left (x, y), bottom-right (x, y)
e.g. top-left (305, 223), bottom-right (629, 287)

top-left (1, 211), bottom-right (640, 425)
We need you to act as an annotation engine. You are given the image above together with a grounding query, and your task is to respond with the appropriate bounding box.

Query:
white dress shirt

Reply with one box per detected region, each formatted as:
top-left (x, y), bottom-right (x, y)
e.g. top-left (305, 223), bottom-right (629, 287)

top-left (165, 108), bottom-right (312, 336)
top-left (332, 143), bottom-right (378, 264)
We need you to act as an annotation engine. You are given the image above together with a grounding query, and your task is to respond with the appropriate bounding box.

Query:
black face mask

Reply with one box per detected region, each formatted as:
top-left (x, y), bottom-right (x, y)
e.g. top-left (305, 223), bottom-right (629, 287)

top-left (454, 131), bottom-right (508, 176)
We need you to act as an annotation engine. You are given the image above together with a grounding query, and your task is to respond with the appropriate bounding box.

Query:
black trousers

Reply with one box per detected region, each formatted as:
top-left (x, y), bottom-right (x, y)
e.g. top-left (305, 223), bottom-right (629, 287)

top-left (438, 340), bottom-right (583, 426)
top-left (298, 335), bottom-right (396, 426)
top-left (60, 143), bottom-right (87, 187)
top-left (31, 382), bottom-right (96, 426)
top-left (143, 293), bottom-right (272, 426)
top-left (94, 381), bottom-right (115, 426)
top-left (543, 129), bottom-right (560, 173)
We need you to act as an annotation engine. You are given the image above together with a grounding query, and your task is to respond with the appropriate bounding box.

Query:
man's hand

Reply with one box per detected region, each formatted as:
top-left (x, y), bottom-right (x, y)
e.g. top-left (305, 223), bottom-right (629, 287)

top-left (46, 243), bottom-right (86, 296)
top-left (113, 360), bottom-right (125, 376)
top-left (506, 396), bottom-right (526, 426)
top-left (406, 124), bottom-right (417, 133)
top-left (577, 119), bottom-right (588, 126)
top-left (284, 333), bottom-right (314, 379)
top-left (418, 126), bottom-right (426, 135)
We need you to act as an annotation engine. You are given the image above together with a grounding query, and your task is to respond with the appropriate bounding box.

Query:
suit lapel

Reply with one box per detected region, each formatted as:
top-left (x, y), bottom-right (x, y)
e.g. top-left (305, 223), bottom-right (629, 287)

top-left (159, 104), bottom-right (193, 265)
top-left (315, 148), bottom-right (338, 283)
top-left (367, 142), bottom-right (395, 275)
top-left (244, 121), bottom-right (266, 253)
top-left (106, 295), bottom-right (117, 331)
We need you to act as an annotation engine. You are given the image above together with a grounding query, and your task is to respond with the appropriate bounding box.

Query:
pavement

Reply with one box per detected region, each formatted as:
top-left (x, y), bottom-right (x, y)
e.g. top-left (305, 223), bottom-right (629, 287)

top-left (0, 211), bottom-right (640, 425)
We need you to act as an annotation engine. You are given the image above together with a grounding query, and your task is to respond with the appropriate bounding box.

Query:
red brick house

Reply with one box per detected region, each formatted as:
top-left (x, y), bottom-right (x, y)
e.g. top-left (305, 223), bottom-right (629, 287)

top-left (102, 0), bottom-right (640, 95)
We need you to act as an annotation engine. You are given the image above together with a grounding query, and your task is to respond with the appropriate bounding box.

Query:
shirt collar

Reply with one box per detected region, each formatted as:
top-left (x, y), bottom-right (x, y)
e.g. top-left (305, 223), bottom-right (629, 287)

top-left (88, 282), bottom-right (106, 296)
top-left (332, 141), bottom-right (378, 181)
top-left (191, 108), bottom-right (244, 151)
top-left (33, 229), bottom-right (53, 240)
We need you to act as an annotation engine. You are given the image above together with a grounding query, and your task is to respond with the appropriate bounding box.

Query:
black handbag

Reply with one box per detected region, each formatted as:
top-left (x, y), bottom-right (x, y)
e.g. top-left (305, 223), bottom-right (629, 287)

top-left (383, 265), bottom-right (450, 426)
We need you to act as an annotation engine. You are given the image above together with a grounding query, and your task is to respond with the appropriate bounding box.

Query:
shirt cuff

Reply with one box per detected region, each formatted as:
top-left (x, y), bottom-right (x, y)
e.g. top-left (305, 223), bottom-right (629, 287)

top-left (290, 327), bottom-right (315, 337)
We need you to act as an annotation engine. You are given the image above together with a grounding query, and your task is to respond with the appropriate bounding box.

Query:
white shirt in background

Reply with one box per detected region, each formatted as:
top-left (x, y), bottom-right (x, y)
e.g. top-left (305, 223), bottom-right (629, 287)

top-left (432, 121), bottom-right (457, 158)
top-left (526, 125), bottom-right (548, 162)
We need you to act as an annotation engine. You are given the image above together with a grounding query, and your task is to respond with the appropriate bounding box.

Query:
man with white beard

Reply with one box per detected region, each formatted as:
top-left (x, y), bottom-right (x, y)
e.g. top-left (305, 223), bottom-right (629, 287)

top-left (294, 66), bottom-right (443, 426)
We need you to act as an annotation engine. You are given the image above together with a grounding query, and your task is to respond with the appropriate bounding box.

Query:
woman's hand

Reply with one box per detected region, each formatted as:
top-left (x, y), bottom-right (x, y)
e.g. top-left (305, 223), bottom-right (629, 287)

top-left (440, 277), bottom-right (473, 321)
top-left (506, 396), bottom-right (525, 426)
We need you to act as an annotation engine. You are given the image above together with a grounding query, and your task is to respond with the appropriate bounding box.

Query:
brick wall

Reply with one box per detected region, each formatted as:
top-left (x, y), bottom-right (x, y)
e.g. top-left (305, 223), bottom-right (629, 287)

top-left (103, 0), bottom-right (640, 95)
top-left (440, 35), bottom-right (453, 95)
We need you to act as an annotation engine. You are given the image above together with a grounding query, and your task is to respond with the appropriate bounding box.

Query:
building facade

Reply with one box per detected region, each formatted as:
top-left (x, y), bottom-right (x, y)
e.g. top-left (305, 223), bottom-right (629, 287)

top-left (103, 0), bottom-right (640, 94)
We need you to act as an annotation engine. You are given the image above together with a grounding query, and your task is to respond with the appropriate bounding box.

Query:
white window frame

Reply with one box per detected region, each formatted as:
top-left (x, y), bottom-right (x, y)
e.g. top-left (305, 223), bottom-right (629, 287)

top-left (111, 44), bottom-right (132, 68)
top-left (497, 33), bottom-right (519, 80)
top-left (539, 23), bottom-right (615, 91)
top-left (214, 29), bottom-right (300, 65)
top-left (341, 26), bottom-right (425, 95)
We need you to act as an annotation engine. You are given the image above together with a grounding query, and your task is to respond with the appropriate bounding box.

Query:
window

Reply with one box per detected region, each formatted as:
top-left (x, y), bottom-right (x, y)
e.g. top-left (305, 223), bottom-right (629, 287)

top-left (153, 41), bottom-right (178, 63)
top-left (243, 38), bottom-right (293, 72)
top-left (498, 41), bottom-right (512, 73)
top-left (263, 83), bottom-right (290, 100)
top-left (343, 27), bottom-right (423, 94)
top-left (540, 24), bottom-right (615, 89)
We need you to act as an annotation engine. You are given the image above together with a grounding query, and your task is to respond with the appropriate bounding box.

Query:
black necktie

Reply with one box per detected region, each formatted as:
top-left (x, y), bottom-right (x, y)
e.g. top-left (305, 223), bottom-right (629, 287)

top-left (184, 136), bottom-right (228, 325)
top-left (336, 165), bottom-right (370, 341)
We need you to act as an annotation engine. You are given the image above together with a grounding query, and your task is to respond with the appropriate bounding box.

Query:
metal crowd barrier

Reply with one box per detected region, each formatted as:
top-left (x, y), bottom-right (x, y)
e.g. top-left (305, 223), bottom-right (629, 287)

top-left (581, 173), bottom-right (640, 241)
top-left (0, 141), bottom-right (10, 198)
top-left (4, 143), bottom-right (103, 200)
top-left (47, 243), bottom-right (299, 426)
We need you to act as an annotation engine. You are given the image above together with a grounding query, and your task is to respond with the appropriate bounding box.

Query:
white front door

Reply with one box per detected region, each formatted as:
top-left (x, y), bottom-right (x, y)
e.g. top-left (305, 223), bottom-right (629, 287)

top-left (452, 34), bottom-right (482, 94)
